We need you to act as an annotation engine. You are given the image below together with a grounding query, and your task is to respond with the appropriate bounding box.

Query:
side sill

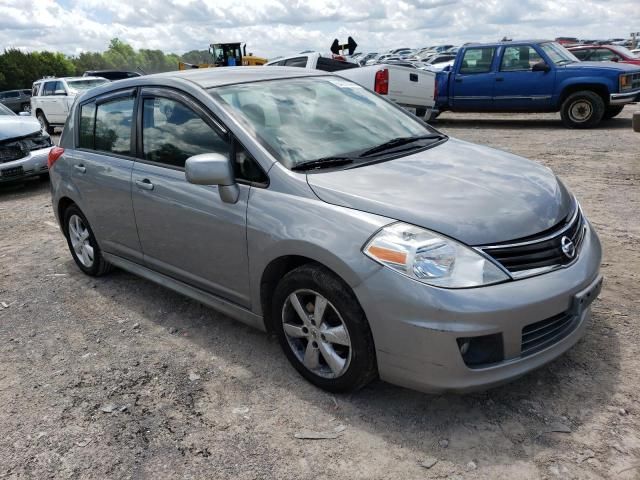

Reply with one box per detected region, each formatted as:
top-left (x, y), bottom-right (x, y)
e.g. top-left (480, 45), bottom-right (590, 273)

top-left (103, 253), bottom-right (267, 332)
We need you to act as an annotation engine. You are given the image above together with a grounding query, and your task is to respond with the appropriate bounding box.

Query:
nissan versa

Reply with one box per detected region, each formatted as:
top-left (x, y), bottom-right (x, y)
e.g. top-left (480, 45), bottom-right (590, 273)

top-left (49, 67), bottom-right (603, 393)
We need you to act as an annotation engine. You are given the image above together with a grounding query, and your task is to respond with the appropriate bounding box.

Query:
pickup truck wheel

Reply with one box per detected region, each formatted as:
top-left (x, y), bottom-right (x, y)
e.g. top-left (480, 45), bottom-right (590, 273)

top-left (273, 264), bottom-right (377, 393)
top-left (603, 105), bottom-right (624, 120)
top-left (36, 111), bottom-right (55, 135)
top-left (560, 91), bottom-right (605, 128)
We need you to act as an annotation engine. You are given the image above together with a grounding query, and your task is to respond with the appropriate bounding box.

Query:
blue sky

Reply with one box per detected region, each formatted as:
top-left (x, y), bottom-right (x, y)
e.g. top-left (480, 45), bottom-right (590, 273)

top-left (1, 0), bottom-right (639, 57)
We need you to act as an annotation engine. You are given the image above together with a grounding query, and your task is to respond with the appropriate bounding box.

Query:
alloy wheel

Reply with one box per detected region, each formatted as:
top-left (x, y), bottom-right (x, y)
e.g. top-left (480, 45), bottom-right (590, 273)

top-left (68, 214), bottom-right (94, 268)
top-left (281, 289), bottom-right (352, 379)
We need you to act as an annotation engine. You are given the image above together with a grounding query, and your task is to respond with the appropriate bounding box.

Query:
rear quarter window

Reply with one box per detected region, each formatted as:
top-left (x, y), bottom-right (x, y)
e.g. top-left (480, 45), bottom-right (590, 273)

top-left (78, 102), bottom-right (96, 149)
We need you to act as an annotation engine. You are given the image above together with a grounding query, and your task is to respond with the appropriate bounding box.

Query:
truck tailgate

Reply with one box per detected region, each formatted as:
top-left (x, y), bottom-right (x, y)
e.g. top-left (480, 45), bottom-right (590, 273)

top-left (386, 66), bottom-right (435, 109)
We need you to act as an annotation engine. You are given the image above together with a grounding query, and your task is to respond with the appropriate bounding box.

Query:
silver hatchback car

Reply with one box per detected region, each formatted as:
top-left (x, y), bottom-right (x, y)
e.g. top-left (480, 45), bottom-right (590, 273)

top-left (49, 68), bottom-right (602, 394)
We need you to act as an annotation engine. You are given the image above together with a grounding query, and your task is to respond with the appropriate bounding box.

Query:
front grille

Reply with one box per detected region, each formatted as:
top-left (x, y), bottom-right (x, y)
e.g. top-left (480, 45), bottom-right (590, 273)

top-left (521, 311), bottom-right (576, 357)
top-left (0, 145), bottom-right (27, 163)
top-left (480, 206), bottom-right (585, 276)
top-left (0, 133), bottom-right (51, 164)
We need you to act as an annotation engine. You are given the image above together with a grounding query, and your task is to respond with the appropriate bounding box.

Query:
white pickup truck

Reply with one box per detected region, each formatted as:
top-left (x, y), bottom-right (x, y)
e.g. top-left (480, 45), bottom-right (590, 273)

top-left (265, 53), bottom-right (436, 120)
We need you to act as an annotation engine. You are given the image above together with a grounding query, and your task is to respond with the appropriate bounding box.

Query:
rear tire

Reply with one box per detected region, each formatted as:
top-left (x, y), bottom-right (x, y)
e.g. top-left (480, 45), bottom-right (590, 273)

top-left (63, 205), bottom-right (112, 277)
top-left (560, 90), bottom-right (605, 128)
top-left (603, 105), bottom-right (624, 120)
top-left (36, 111), bottom-right (55, 135)
top-left (272, 264), bottom-right (377, 393)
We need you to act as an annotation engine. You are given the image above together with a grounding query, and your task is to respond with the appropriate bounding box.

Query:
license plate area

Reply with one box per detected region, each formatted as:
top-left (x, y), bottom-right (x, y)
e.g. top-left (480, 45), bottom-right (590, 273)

top-left (571, 275), bottom-right (603, 316)
top-left (1, 166), bottom-right (24, 178)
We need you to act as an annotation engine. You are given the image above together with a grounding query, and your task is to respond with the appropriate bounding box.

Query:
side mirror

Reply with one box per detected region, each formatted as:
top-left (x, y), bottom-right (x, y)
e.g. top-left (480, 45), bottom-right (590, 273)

top-left (611, 57), bottom-right (619, 62)
top-left (18, 111), bottom-right (31, 117)
top-left (185, 153), bottom-right (239, 204)
top-left (532, 61), bottom-right (550, 72)
top-left (54, 89), bottom-right (67, 96)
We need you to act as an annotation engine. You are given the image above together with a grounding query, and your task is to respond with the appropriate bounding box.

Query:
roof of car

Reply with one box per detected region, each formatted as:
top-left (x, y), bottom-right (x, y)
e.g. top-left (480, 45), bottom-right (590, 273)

top-left (146, 66), bottom-right (326, 88)
top-left (464, 40), bottom-right (552, 47)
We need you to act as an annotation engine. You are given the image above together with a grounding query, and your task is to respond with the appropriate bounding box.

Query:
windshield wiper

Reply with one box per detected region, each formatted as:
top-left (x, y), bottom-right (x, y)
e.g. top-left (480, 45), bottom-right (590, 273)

top-left (291, 156), bottom-right (355, 172)
top-left (359, 134), bottom-right (446, 157)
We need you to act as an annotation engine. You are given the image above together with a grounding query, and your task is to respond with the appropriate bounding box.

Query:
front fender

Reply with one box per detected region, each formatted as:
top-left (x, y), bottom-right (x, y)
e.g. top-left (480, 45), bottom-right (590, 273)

top-left (246, 183), bottom-right (391, 315)
top-left (555, 75), bottom-right (615, 103)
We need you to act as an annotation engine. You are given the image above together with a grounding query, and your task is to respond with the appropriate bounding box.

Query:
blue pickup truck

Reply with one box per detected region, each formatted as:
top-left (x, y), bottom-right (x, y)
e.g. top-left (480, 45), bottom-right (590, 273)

top-left (434, 40), bottom-right (640, 128)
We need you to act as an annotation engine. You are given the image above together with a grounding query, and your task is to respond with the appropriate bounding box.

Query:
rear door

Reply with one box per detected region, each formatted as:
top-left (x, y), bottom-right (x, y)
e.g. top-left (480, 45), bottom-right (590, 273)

top-left (69, 90), bottom-right (142, 262)
top-left (452, 46), bottom-right (497, 110)
top-left (131, 88), bottom-right (255, 307)
top-left (493, 45), bottom-right (556, 111)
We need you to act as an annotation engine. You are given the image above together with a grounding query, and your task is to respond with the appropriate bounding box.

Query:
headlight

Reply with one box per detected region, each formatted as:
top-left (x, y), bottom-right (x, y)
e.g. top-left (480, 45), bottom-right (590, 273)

top-left (620, 74), bottom-right (632, 91)
top-left (363, 223), bottom-right (509, 288)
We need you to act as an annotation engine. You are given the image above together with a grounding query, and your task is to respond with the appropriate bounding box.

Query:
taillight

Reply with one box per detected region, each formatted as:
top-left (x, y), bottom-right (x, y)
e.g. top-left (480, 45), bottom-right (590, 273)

top-left (374, 68), bottom-right (389, 95)
top-left (434, 77), bottom-right (438, 102)
top-left (48, 146), bottom-right (64, 169)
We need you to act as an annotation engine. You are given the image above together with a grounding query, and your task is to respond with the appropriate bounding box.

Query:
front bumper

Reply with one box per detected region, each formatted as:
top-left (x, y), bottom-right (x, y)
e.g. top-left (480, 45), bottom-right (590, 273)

top-left (0, 146), bottom-right (52, 183)
top-left (354, 222), bottom-right (602, 393)
top-left (610, 89), bottom-right (640, 105)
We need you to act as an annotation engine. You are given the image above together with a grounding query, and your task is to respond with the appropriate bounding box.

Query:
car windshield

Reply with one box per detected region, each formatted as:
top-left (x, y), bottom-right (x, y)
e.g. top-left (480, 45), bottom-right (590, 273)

top-left (0, 103), bottom-right (15, 116)
top-left (212, 77), bottom-right (438, 170)
top-left (540, 42), bottom-right (579, 65)
top-left (66, 79), bottom-right (109, 91)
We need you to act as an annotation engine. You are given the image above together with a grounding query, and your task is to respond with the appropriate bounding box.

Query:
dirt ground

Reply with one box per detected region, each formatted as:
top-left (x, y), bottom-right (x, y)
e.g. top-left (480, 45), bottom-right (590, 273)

top-left (1, 106), bottom-right (639, 480)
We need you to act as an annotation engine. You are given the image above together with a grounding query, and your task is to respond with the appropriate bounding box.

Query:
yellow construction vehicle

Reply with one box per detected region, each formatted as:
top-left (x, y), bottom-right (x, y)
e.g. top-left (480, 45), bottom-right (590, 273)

top-left (178, 43), bottom-right (267, 70)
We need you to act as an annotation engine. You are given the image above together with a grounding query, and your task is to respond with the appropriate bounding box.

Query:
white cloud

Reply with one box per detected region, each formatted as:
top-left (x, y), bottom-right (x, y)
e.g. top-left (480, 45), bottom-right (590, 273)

top-left (0, 0), bottom-right (638, 58)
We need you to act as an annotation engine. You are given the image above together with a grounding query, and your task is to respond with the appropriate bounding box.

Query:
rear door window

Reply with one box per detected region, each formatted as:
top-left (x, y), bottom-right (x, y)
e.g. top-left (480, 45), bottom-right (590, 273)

top-left (94, 97), bottom-right (134, 155)
top-left (459, 47), bottom-right (496, 74)
top-left (43, 82), bottom-right (57, 96)
top-left (284, 57), bottom-right (308, 68)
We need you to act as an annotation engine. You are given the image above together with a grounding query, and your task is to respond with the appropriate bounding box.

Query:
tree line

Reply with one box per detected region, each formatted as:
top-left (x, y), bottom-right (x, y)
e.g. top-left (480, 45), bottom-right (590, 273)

top-left (0, 38), bottom-right (212, 91)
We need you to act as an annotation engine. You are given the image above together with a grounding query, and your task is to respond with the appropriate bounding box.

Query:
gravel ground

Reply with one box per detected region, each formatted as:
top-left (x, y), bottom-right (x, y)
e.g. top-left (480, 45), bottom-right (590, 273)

top-left (0, 107), bottom-right (639, 479)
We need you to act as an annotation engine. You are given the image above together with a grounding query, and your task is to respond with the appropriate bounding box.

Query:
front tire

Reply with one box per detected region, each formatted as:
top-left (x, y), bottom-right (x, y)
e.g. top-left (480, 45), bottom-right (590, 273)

top-left (560, 90), bottom-right (605, 128)
top-left (63, 205), bottom-right (112, 276)
top-left (603, 105), bottom-right (624, 120)
top-left (272, 265), bottom-right (377, 393)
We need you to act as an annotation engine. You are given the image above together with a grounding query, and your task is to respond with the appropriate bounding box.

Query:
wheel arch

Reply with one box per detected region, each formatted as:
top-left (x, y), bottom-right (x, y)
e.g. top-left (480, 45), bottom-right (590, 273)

top-left (259, 252), bottom-right (372, 333)
top-left (559, 83), bottom-right (610, 107)
top-left (57, 196), bottom-right (76, 232)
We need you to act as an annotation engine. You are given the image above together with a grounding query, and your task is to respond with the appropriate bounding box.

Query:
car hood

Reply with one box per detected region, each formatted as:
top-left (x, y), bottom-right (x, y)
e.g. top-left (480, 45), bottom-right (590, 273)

top-left (562, 61), bottom-right (640, 73)
top-left (306, 138), bottom-right (574, 246)
top-left (0, 116), bottom-right (42, 142)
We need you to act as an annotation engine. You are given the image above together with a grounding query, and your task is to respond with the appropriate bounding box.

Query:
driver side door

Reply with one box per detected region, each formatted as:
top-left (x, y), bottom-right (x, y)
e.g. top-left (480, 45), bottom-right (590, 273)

top-left (493, 45), bottom-right (556, 111)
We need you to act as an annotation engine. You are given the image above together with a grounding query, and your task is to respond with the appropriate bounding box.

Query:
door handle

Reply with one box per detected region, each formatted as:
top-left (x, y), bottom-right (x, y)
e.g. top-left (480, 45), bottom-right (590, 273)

top-left (135, 179), bottom-right (154, 191)
top-left (495, 77), bottom-right (504, 82)
top-left (74, 164), bottom-right (86, 173)
top-left (409, 73), bottom-right (418, 82)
